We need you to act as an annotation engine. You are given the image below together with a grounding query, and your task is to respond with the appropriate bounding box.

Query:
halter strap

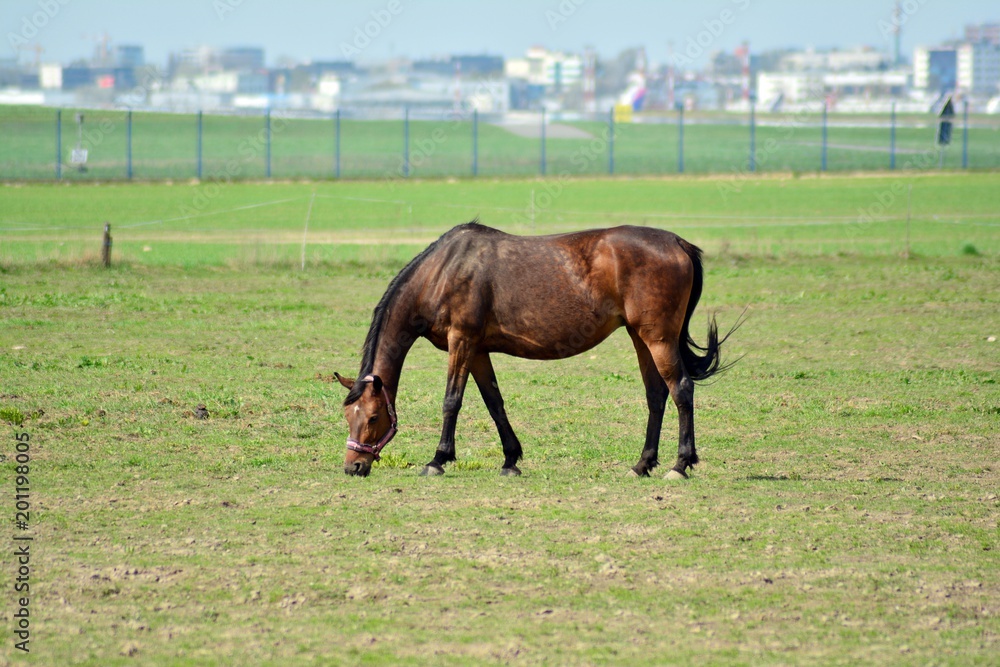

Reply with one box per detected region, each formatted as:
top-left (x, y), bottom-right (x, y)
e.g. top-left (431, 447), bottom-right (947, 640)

top-left (345, 375), bottom-right (398, 461)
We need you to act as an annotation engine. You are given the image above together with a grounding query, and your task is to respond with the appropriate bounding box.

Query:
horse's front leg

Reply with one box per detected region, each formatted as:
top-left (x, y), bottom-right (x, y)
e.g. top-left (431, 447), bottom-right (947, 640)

top-left (421, 335), bottom-right (474, 476)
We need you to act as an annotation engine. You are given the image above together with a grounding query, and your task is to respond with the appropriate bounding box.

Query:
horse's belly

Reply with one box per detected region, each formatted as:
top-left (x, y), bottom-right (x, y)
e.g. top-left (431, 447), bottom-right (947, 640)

top-left (483, 305), bottom-right (623, 360)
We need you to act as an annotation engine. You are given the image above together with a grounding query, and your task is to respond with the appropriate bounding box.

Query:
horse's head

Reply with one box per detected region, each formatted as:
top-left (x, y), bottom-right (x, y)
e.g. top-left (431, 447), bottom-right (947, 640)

top-left (335, 373), bottom-right (397, 477)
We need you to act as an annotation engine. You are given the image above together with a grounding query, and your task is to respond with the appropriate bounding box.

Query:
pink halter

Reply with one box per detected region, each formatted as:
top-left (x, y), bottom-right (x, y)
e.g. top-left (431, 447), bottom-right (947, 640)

top-left (345, 375), bottom-right (398, 461)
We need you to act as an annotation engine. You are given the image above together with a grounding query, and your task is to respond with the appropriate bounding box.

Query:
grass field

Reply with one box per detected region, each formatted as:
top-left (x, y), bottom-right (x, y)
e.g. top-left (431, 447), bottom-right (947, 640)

top-left (0, 174), bottom-right (998, 665)
top-left (3, 105), bottom-right (1000, 181)
top-left (1, 171), bottom-right (999, 266)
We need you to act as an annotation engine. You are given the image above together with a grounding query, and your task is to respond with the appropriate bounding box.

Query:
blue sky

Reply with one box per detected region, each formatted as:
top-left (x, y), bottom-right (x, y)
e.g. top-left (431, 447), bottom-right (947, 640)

top-left (3, 0), bottom-right (996, 67)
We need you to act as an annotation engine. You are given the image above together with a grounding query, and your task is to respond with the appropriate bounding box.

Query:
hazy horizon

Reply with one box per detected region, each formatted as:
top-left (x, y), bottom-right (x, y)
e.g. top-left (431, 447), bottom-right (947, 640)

top-left (3, 0), bottom-right (997, 69)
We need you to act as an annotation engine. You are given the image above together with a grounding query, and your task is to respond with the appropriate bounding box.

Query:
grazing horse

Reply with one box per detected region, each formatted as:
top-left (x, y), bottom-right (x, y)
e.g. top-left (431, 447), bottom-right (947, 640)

top-left (337, 221), bottom-right (734, 479)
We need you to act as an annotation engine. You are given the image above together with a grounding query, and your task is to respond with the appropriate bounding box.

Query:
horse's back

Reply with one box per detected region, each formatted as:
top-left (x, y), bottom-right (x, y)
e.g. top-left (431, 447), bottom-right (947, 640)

top-left (413, 224), bottom-right (696, 359)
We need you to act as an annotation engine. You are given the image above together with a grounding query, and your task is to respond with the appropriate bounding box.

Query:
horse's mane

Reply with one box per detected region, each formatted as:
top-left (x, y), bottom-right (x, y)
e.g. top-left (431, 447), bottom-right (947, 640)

top-left (343, 220), bottom-right (484, 405)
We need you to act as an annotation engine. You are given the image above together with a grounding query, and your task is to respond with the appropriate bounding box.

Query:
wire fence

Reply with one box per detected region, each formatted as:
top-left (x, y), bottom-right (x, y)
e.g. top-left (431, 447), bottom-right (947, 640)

top-left (2, 104), bottom-right (1000, 182)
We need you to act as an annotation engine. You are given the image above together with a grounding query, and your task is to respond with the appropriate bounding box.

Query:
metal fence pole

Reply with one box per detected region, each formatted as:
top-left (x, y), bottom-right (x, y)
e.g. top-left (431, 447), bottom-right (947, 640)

top-left (265, 109), bottom-right (272, 179)
top-left (540, 108), bottom-right (547, 176)
top-left (677, 106), bottom-right (685, 174)
top-left (335, 109), bottom-right (341, 178)
top-left (749, 97), bottom-right (756, 173)
top-left (196, 110), bottom-right (203, 180)
top-left (821, 101), bottom-right (828, 172)
top-left (962, 100), bottom-right (969, 170)
top-left (608, 107), bottom-right (615, 175)
top-left (126, 110), bottom-right (133, 180)
top-left (55, 109), bottom-right (62, 180)
top-left (890, 102), bottom-right (896, 171)
top-left (472, 109), bottom-right (479, 177)
top-left (403, 106), bottom-right (410, 178)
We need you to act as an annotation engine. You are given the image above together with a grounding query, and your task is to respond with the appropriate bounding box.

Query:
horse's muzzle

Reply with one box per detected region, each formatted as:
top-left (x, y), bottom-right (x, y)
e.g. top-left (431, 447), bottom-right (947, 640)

top-left (345, 460), bottom-right (371, 477)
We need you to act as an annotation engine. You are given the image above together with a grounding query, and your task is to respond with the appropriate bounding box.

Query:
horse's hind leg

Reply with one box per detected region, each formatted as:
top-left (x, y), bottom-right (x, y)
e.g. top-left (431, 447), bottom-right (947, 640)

top-left (469, 353), bottom-right (523, 476)
top-left (644, 340), bottom-right (698, 478)
top-left (627, 327), bottom-right (667, 477)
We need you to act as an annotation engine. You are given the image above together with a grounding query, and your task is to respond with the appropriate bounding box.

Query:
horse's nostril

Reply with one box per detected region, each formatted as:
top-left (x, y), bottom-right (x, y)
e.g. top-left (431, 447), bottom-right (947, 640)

top-left (353, 462), bottom-right (363, 472)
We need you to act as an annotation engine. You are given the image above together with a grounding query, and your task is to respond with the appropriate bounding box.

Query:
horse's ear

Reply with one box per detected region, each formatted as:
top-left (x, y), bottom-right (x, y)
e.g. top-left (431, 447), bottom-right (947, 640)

top-left (334, 372), bottom-right (354, 390)
top-left (367, 375), bottom-right (383, 395)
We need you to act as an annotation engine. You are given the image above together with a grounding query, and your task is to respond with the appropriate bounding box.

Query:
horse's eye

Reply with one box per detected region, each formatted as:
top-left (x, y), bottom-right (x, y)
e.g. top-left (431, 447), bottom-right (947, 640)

top-left (368, 415), bottom-right (379, 424)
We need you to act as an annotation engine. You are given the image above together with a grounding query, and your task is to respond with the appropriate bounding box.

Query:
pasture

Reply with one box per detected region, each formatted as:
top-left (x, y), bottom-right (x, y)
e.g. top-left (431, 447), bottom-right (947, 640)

top-left (0, 174), bottom-right (998, 665)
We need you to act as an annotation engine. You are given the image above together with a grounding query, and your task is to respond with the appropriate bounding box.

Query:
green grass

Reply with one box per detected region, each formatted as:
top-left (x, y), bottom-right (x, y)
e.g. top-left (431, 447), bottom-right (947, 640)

top-left (0, 176), bottom-right (997, 664)
top-left (3, 105), bottom-right (1000, 180)
top-left (1, 173), bottom-right (999, 268)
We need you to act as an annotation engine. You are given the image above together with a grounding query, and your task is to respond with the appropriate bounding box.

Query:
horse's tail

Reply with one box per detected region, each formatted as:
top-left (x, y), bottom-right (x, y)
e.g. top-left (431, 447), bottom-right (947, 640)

top-left (675, 238), bottom-right (742, 383)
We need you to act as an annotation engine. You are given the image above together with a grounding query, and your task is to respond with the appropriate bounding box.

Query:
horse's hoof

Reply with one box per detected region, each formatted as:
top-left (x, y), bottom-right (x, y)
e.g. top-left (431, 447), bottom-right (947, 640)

top-left (500, 466), bottom-right (521, 477)
top-left (419, 465), bottom-right (445, 476)
top-left (627, 468), bottom-right (650, 478)
top-left (665, 469), bottom-right (688, 481)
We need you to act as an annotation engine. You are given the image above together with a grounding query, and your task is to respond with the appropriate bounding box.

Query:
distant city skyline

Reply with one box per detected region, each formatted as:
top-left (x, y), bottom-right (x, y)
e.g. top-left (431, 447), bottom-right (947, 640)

top-left (3, 0), bottom-right (998, 68)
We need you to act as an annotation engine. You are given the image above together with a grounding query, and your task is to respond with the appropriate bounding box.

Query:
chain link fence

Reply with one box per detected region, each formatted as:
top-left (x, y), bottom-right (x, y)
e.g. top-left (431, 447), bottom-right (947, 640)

top-left (2, 105), bottom-right (999, 181)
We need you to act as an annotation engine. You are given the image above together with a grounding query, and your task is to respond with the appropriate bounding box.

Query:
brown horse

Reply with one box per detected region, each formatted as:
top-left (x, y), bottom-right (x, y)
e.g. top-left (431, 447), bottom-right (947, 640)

top-left (336, 221), bottom-right (735, 479)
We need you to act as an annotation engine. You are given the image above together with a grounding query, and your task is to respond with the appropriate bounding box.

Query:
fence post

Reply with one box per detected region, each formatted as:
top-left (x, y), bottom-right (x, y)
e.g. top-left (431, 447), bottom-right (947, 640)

top-left (126, 110), bottom-right (133, 180)
top-left (102, 222), bottom-right (112, 268)
top-left (890, 102), bottom-right (896, 171)
top-left (608, 107), bottom-right (615, 175)
top-left (403, 106), bottom-right (410, 178)
top-left (472, 109), bottom-right (479, 177)
top-left (821, 101), bottom-right (828, 172)
top-left (196, 110), bottom-right (203, 180)
top-left (749, 96), bottom-right (756, 173)
top-left (677, 105), bottom-right (685, 174)
top-left (55, 109), bottom-right (62, 180)
top-left (540, 108), bottom-right (547, 176)
top-left (265, 109), bottom-right (272, 179)
top-left (335, 109), bottom-right (341, 178)
top-left (962, 100), bottom-right (969, 170)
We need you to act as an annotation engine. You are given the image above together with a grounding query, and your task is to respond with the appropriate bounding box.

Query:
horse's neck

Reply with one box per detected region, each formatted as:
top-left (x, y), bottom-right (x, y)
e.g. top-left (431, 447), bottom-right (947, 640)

top-left (370, 294), bottom-right (418, 399)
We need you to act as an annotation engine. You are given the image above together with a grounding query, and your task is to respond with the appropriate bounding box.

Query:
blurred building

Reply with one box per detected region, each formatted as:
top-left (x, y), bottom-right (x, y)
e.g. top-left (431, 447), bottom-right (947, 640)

top-left (914, 47), bottom-right (958, 92)
top-left (172, 71), bottom-right (268, 94)
top-left (116, 45), bottom-right (145, 69)
top-left (339, 71), bottom-right (508, 115)
top-left (219, 47), bottom-right (265, 71)
top-left (506, 47), bottom-right (582, 89)
top-left (757, 72), bottom-right (823, 104)
top-left (413, 55), bottom-right (504, 77)
top-left (957, 41), bottom-right (1000, 95)
top-left (61, 65), bottom-right (96, 91)
top-left (914, 41), bottom-right (1000, 96)
top-left (39, 63), bottom-right (62, 89)
top-left (780, 46), bottom-right (891, 72)
top-left (965, 22), bottom-right (1000, 46)
top-left (168, 46), bottom-right (218, 77)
